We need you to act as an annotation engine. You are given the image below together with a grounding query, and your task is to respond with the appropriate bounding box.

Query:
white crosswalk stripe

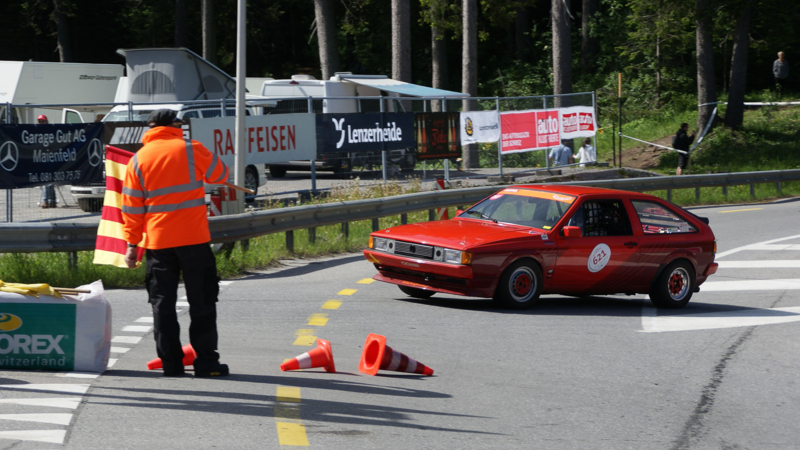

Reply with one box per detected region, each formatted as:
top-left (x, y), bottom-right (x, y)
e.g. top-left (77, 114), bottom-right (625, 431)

top-left (0, 385), bottom-right (89, 445)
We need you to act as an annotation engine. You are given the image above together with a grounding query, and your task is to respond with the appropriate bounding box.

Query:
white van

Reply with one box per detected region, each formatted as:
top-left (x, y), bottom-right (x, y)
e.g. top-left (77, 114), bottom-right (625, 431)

top-left (69, 103), bottom-right (266, 212)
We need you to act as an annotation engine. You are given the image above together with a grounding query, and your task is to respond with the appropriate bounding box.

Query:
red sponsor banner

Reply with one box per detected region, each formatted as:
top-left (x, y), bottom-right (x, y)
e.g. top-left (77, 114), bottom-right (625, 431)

top-left (500, 110), bottom-right (560, 154)
top-left (558, 106), bottom-right (597, 139)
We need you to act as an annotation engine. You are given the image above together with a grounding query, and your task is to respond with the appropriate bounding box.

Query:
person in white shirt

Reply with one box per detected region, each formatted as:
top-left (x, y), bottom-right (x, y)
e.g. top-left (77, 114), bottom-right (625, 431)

top-left (576, 137), bottom-right (596, 167)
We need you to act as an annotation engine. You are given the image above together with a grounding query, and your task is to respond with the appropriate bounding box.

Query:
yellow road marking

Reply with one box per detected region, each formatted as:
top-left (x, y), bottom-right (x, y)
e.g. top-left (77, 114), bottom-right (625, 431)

top-left (322, 300), bottom-right (342, 309)
top-left (307, 313), bottom-right (329, 326)
top-left (337, 288), bottom-right (357, 296)
top-left (276, 386), bottom-right (301, 403)
top-left (356, 278), bottom-right (375, 284)
top-left (275, 404), bottom-right (301, 420)
top-left (295, 329), bottom-right (316, 336)
top-left (293, 335), bottom-right (316, 346)
top-left (719, 208), bottom-right (763, 213)
top-left (277, 422), bottom-right (309, 446)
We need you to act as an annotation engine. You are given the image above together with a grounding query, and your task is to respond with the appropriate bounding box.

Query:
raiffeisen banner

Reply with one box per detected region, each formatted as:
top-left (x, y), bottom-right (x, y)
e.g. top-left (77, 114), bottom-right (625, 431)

top-left (316, 113), bottom-right (415, 154)
top-left (191, 114), bottom-right (317, 165)
top-left (558, 106), bottom-right (597, 139)
top-left (500, 109), bottom-right (560, 154)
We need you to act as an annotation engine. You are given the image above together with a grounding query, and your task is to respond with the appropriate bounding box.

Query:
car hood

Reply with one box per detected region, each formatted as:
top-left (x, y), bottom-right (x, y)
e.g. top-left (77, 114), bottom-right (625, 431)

top-left (374, 219), bottom-right (542, 250)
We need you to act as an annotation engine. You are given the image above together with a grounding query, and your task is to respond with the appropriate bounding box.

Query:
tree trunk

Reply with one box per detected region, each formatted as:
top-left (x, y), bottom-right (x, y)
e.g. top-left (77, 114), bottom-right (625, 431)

top-left (725, 0), bottom-right (753, 128)
top-left (431, 24), bottom-right (447, 112)
top-left (392, 0), bottom-right (412, 82)
top-left (52, 0), bottom-right (72, 62)
top-left (174, 0), bottom-right (188, 48)
top-left (580, 0), bottom-right (598, 72)
top-left (462, 0), bottom-right (479, 168)
top-left (552, 0), bottom-right (572, 108)
top-left (202, 0), bottom-right (217, 65)
top-left (314, 0), bottom-right (340, 80)
top-left (695, 0), bottom-right (716, 132)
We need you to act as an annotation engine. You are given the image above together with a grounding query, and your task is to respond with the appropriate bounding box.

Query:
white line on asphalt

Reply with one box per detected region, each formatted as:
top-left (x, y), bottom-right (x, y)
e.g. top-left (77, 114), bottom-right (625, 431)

top-left (106, 358), bottom-right (118, 369)
top-left (135, 317), bottom-right (154, 323)
top-left (716, 233), bottom-right (800, 258)
top-left (0, 384), bottom-right (90, 395)
top-left (717, 260), bottom-right (800, 268)
top-left (0, 413), bottom-right (73, 425)
top-left (111, 336), bottom-right (142, 344)
top-left (642, 306), bottom-right (800, 332)
top-left (176, 302), bottom-right (189, 307)
top-left (121, 325), bottom-right (152, 333)
top-left (220, 280), bottom-right (233, 286)
top-left (702, 279), bottom-right (800, 291)
top-left (0, 397), bottom-right (81, 409)
top-left (0, 430), bottom-right (66, 444)
top-left (58, 373), bottom-right (99, 379)
top-left (110, 346), bottom-right (131, 354)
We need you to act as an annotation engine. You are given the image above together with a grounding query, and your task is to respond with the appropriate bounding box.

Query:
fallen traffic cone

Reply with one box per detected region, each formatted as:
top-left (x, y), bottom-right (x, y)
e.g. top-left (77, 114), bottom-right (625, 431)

top-left (146, 344), bottom-right (196, 370)
top-left (280, 339), bottom-right (336, 373)
top-left (359, 334), bottom-right (434, 376)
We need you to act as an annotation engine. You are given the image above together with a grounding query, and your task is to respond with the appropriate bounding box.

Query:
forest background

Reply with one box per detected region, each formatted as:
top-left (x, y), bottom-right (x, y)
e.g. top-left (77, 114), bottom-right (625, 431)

top-left (1, 0), bottom-right (798, 170)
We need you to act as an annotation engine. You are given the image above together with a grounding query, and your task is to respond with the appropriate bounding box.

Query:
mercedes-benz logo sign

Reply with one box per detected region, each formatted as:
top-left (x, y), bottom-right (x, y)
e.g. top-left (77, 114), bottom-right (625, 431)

top-left (0, 141), bottom-right (19, 172)
top-left (87, 138), bottom-right (103, 167)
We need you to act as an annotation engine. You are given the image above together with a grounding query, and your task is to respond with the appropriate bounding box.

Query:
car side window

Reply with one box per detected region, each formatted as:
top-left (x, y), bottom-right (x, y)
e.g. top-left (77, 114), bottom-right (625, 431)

top-left (568, 199), bottom-right (633, 237)
top-left (182, 110), bottom-right (201, 120)
top-left (632, 200), bottom-right (698, 234)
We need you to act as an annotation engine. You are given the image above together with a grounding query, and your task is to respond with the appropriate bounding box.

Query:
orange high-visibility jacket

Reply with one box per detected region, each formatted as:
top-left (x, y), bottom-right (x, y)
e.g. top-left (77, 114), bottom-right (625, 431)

top-left (122, 126), bottom-right (229, 250)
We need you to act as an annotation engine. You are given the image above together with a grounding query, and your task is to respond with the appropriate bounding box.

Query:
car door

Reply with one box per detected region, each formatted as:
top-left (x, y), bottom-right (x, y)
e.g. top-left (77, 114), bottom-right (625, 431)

top-left (549, 198), bottom-right (643, 292)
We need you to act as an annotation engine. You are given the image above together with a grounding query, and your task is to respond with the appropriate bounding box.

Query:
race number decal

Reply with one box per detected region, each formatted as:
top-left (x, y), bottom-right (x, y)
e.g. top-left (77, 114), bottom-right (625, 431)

top-left (588, 244), bottom-right (611, 273)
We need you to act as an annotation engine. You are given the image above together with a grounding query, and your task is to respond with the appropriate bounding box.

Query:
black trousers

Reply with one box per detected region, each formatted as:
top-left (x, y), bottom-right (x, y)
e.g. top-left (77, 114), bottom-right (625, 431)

top-left (145, 243), bottom-right (221, 373)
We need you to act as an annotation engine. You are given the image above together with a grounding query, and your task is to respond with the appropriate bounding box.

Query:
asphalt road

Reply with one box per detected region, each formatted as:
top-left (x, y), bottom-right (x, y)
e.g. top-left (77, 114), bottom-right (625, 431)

top-left (1, 198), bottom-right (800, 449)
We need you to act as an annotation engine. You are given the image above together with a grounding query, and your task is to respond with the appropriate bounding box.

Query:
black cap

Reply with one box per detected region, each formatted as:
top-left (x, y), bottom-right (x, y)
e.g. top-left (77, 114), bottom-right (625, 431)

top-left (147, 109), bottom-right (184, 128)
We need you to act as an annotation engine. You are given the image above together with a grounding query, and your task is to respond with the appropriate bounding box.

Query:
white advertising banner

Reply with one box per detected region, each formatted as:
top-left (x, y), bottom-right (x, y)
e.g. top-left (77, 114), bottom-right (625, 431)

top-left (191, 114), bottom-right (317, 165)
top-left (459, 110), bottom-right (501, 144)
top-left (558, 106), bottom-right (597, 140)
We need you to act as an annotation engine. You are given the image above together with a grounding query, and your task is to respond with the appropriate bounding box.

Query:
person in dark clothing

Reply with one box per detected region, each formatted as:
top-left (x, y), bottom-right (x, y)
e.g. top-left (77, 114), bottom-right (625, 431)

top-left (674, 123), bottom-right (695, 176)
top-left (773, 51), bottom-right (789, 98)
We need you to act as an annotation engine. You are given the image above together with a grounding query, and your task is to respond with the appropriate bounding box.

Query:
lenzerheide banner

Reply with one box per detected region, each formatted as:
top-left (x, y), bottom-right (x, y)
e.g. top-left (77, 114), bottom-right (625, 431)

top-left (316, 113), bottom-right (415, 154)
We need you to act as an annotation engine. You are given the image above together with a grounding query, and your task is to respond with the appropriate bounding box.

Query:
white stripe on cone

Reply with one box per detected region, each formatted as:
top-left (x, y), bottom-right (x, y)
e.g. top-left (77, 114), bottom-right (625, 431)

top-left (296, 353), bottom-right (312, 369)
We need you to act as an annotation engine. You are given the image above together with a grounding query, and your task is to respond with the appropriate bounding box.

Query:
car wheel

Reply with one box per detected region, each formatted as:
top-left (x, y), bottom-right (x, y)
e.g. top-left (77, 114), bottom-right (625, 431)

top-left (650, 260), bottom-right (695, 308)
top-left (494, 260), bottom-right (542, 309)
top-left (244, 166), bottom-right (258, 202)
top-left (268, 166), bottom-right (287, 178)
top-left (398, 285), bottom-right (435, 299)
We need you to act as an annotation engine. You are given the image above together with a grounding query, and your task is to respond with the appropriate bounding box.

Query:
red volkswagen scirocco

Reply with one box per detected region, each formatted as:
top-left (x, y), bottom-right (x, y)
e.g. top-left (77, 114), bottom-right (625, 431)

top-left (364, 185), bottom-right (718, 309)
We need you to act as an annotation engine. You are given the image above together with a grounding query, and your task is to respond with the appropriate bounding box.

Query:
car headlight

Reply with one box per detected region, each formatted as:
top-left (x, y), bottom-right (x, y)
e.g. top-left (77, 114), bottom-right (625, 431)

top-left (444, 249), bottom-right (472, 265)
top-left (372, 237), bottom-right (395, 253)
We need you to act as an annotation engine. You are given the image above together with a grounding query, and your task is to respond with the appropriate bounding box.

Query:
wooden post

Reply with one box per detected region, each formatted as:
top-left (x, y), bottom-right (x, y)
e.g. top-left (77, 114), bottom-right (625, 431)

top-left (401, 213), bottom-right (408, 224)
top-left (750, 184), bottom-right (755, 198)
top-left (309, 227), bottom-right (316, 244)
top-left (722, 185), bottom-right (728, 199)
top-left (67, 252), bottom-right (78, 270)
top-left (695, 187), bottom-right (700, 201)
top-left (286, 230), bottom-right (294, 253)
top-left (428, 209), bottom-right (435, 221)
top-left (372, 218), bottom-right (379, 231)
top-left (341, 222), bottom-right (349, 238)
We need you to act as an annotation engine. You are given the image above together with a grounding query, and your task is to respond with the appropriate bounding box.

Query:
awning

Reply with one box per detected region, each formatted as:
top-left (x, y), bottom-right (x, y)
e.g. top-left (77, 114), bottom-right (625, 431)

top-left (339, 76), bottom-right (469, 98)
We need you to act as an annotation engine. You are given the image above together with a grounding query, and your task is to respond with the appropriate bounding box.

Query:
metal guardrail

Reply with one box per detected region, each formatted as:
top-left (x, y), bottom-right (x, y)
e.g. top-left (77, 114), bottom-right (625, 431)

top-left (2, 169), bottom-right (800, 253)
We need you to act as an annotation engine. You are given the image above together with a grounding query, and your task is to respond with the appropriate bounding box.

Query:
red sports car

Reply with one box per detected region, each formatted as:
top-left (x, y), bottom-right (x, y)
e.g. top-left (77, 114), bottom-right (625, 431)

top-left (364, 185), bottom-right (718, 309)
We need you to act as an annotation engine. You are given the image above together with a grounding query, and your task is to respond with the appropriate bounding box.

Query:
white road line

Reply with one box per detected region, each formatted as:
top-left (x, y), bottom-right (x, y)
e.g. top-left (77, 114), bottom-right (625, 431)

top-left (702, 279), bottom-right (800, 291)
top-left (0, 397), bottom-right (81, 409)
top-left (220, 280), bottom-right (233, 286)
top-left (176, 302), bottom-right (190, 307)
top-left (111, 336), bottom-right (142, 344)
top-left (110, 346), bottom-right (131, 354)
top-left (0, 384), bottom-right (90, 395)
top-left (642, 306), bottom-right (800, 332)
top-left (58, 373), bottom-right (99, 379)
top-left (0, 430), bottom-right (66, 444)
top-left (135, 317), bottom-right (154, 323)
top-left (121, 325), bottom-right (152, 333)
top-left (717, 260), bottom-right (800, 268)
top-left (0, 413), bottom-right (73, 425)
top-left (739, 244), bottom-right (800, 251)
top-left (106, 358), bottom-right (118, 369)
top-left (716, 233), bottom-right (800, 258)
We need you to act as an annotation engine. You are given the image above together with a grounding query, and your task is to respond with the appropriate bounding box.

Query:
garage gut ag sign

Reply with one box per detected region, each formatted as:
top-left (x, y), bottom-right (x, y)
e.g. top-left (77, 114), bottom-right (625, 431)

top-left (0, 304), bottom-right (76, 370)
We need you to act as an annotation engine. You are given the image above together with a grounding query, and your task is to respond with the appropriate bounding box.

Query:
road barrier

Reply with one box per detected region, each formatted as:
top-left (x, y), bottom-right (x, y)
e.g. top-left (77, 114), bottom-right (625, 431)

top-left (2, 169), bottom-right (800, 254)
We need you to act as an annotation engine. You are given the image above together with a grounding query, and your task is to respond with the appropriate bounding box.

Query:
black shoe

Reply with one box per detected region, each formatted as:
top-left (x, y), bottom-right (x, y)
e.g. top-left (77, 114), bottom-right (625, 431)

top-left (195, 363), bottom-right (229, 377)
top-left (163, 367), bottom-right (185, 377)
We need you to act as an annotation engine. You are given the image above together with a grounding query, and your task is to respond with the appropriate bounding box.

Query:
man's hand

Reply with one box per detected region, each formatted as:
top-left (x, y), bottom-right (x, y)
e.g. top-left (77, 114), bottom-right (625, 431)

top-left (124, 247), bottom-right (139, 269)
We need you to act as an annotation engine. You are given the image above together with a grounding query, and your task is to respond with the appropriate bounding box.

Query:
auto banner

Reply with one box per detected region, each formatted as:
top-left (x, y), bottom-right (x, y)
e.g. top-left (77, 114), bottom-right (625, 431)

top-left (500, 109), bottom-right (560, 154)
top-left (459, 110), bottom-right (501, 144)
top-left (415, 112), bottom-right (461, 160)
top-left (191, 114), bottom-right (317, 165)
top-left (558, 106), bottom-right (597, 139)
top-left (316, 112), bottom-right (415, 154)
top-left (0, 123), bottom-right (104, 189)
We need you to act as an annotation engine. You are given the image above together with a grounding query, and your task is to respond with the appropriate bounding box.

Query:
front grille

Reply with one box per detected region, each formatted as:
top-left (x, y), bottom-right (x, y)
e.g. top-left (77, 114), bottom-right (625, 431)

top-left (394, 241), bottom-right (434, 259)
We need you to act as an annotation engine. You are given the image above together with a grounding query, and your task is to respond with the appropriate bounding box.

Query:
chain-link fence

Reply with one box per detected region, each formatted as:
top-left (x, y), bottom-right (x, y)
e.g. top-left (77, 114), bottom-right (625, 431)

top-left (2, 93), bottom-right (596, 222)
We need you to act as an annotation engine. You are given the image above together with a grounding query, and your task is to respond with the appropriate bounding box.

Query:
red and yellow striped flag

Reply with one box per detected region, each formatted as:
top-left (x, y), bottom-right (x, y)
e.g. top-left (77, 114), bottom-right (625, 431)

top-left (93, 145), bottom-right (145, 268)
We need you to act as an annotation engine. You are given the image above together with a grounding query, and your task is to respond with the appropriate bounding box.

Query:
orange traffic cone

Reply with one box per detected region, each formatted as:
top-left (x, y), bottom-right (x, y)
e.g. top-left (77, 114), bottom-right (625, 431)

top-left (359, 334), bottom-right (434, 376)
top-left (280, 339), bottom-right (336, 373)
top-left (146, 344), bottom-right (196, 370)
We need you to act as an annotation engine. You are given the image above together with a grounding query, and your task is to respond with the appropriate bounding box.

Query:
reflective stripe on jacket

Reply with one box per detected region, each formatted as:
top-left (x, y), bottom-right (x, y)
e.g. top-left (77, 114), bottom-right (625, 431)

top-left (122, 126), bottom-right (229, 249)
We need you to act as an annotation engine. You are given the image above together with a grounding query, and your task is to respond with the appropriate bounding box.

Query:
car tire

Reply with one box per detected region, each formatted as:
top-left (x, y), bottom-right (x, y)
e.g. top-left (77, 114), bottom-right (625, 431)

top-left (268, 166), bottom-right (287, 178)
top-left (244, 166), bottom-right (258, 202)
top-left (398, 285), bottom-right (435, 299)
top-left (494, 260), bottom-right (542, 309)
top-left (78, 198), bottom-right (103, 213)
top-left (649, 260), bottom-right (695, 308)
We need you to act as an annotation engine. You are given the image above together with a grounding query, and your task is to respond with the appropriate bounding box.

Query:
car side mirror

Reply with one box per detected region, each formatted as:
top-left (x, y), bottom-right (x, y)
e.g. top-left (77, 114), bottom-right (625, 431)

top-left (455, 209), bottom-right (463, 217)
top-left (563, 226), bottom-right (582, 238)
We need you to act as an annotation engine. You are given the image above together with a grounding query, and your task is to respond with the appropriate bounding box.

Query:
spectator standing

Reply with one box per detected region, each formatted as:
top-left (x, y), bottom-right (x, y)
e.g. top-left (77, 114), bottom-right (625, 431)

top-left (575, 138), bottom-right (596, 167)
top-left (122, 109), bottom-right (231, 377)
top-left (773, 51), bottom-right (789, 98)
top-left (673, 122), bottom-right (696, 176)
top-left (549, 141), bottom-right (573, 166)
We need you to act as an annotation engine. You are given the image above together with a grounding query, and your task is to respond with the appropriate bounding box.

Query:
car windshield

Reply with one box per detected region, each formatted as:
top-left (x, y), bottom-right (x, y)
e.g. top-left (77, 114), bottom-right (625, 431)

top-left (103, 110), bottom-right (154, 122)
top-left (458, 188), bottom-right (576, 230)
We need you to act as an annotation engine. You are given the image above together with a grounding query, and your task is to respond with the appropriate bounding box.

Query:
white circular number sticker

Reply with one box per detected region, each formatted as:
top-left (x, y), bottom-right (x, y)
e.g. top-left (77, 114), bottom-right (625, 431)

top-left (588, 243), bottom-right (611, 273)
